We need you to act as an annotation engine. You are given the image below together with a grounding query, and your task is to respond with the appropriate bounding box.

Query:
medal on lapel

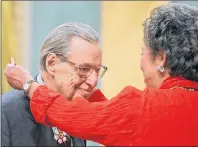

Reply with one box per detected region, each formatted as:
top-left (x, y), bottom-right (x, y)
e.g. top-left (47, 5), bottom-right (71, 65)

top-left (52, 127), bottom-right (67, 144)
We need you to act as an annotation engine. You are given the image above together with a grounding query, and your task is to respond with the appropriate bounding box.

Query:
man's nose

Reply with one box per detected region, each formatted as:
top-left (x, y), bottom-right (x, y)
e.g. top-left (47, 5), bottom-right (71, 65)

top-left (85, 70), bottom-right (98, 87)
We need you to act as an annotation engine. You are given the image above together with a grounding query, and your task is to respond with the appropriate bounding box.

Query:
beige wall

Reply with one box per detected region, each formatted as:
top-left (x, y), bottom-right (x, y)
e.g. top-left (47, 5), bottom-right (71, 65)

top-left (2, 1), bottom-right (30, 94)
top-left (2, 2), bottom-right (19, 93)
top-left (101, 1), bottom-right (168, 98)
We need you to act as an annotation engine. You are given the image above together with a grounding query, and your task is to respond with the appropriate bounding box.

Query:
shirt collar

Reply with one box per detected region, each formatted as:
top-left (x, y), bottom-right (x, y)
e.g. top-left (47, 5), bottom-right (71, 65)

top-left (37, 74), bottom-right (44, 85)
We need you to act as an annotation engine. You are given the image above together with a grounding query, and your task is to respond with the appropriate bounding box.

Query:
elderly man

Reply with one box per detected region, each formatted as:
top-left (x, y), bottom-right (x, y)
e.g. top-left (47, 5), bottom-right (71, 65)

top-left (2, 22), bottom-right (107, 146)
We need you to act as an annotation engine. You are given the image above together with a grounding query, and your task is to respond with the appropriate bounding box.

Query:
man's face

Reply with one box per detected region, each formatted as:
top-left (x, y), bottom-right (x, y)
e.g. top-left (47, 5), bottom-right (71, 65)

top-left (53, 36), bottom-right (102, 100)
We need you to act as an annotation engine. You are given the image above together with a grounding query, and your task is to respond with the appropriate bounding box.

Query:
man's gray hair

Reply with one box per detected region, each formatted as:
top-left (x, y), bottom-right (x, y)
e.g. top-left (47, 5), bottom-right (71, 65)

top-left (39, 22), bottom-right (100, 71)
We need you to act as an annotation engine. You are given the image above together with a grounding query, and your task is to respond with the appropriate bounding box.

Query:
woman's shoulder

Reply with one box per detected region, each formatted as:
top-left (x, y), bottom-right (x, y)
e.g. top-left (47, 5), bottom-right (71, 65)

top-left (117, 84), bottom-right (197, 101)
top-left (142, 87), bottom-right (198, 115)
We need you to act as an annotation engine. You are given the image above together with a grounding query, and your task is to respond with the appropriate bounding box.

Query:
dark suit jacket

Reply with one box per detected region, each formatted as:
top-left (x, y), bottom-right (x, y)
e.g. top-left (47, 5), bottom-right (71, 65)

top-left (2, 89), bottom-right (86, 146)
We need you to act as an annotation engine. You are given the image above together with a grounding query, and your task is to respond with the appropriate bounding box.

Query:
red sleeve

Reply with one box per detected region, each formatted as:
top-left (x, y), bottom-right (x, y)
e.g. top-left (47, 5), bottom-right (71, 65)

top-left (30, 84), bottom-right (198, 146)
top-left (30, 85), bottom-right (143, 146)
top-left (88, 89), bottom-right (108, 102)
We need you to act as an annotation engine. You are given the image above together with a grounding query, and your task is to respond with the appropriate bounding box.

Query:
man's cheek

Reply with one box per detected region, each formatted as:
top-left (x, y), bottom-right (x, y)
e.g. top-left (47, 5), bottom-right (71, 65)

top-left (67, 71), bottom-right (75, 82)
top-left (72, 76), bottom-right (86, 86)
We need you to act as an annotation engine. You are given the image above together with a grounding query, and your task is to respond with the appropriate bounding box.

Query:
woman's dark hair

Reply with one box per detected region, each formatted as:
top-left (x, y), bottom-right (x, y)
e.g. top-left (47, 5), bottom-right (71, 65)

top-left (143, 3), bottom-right (198, 82)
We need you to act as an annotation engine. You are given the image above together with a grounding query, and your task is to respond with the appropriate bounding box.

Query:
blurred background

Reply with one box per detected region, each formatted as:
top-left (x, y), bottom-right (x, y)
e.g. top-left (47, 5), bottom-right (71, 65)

top-left (1, 1), bottom-right (198, 145)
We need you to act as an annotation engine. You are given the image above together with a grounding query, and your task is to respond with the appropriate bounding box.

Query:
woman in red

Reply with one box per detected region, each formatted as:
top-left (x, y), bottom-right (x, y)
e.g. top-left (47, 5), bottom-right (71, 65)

top-left (4, 3), bottom-right (198, 146)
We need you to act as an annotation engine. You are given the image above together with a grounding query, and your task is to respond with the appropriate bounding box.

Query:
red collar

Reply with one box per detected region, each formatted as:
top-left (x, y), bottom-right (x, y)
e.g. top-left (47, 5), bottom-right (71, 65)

top-left (160, 76), bottom-right (198, 89)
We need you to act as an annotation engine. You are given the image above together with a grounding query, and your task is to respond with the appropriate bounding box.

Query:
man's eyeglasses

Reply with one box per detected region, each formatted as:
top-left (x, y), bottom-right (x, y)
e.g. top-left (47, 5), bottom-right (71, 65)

top-left (58, 55), bottom-right (108, 78)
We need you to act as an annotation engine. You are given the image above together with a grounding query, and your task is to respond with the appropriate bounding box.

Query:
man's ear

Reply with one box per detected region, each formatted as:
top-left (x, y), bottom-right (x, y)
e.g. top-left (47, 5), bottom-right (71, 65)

top-left (45, 53), bottom-right (58, 76)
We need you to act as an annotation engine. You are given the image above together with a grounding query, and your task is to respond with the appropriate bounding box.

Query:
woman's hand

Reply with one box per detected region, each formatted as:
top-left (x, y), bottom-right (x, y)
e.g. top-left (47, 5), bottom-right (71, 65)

top-left (4, 58), bottom-right (34, 90)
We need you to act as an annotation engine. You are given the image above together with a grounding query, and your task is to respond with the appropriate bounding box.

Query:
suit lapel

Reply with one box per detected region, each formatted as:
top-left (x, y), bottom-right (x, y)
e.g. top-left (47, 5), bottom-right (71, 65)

top-left (33, 123), bottom-right (59, 146)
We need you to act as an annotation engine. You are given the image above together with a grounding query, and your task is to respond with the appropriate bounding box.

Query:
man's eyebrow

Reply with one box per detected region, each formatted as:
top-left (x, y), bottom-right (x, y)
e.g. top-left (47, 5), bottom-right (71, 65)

top-left (78, 62), bottom-right (93, 67)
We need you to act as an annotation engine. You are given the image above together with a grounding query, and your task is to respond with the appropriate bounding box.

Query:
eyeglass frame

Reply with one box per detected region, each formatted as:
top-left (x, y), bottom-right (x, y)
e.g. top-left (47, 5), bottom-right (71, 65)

top-left (57, 54), bottom-right (108, 78)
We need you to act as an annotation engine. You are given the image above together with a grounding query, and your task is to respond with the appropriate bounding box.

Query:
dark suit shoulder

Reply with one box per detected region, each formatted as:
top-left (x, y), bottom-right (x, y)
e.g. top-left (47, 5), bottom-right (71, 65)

top-left (2, 90), bottom-right (32, 119)
top-left (2, 89), bottom-right (28, 107)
